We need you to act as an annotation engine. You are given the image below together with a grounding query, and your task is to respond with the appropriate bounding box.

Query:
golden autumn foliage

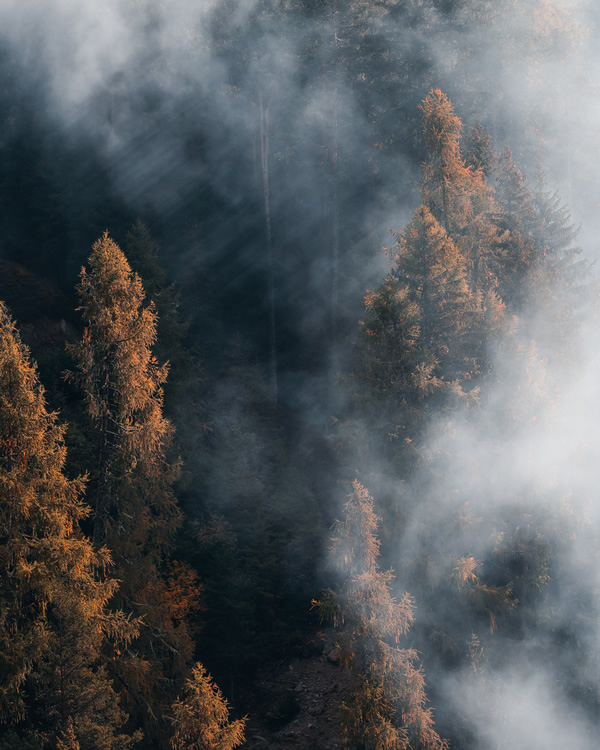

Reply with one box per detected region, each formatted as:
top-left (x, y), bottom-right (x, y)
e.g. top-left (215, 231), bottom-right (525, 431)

top-left (170, 663), bottom-right (246, 750)
top-left (0, 300), bottom-right (138, 748)
top-left (420, 89), bottom-right (479, 235)
top-left (68, 231), bottom-right (181, 553)
top-left (351, 91), bottom-right (509, 468)
top-left (68, 234), bottom-right (193, 746)
top-left (420, 89), bottom-right (503, 293)
top-left (317, 481), bottom-right (447, 750)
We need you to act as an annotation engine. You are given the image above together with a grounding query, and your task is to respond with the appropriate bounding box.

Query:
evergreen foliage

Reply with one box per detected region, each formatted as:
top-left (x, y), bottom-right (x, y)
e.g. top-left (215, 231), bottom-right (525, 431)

top-left (347, 88), bottom-right (597, 744)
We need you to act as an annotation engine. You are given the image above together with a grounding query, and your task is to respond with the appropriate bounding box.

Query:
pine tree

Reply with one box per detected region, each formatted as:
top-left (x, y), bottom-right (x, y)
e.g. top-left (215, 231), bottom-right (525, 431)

top-left (68, 233), bottom-right (196, 746)
top-left (317, 481), bottom-right (447, 750)
top-left (0, 300), bottom-right (136, 748)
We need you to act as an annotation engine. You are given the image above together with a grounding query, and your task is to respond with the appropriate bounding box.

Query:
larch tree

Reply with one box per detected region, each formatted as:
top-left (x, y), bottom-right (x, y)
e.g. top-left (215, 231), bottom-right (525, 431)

top-left (420, 88), bottom-right (476, 236)
top-left (68, 231), bottom-right (181, 554)
top-left (420, 89), bottom-right (500, 292)
top-left (68, 233), bottom-right (198, 747)
top-left (391, 204), bottom-right (473, 366)
top-left (351, 92), bottom-right (506, 461)
top-left (355, 275), bottom-right (422, 404)
top-left (169, 663), bottom-right (246, 750)
top-left (0, 300), bottom-right (136, 749)
top-left (317, 481), bottom-right (447, 750)
top-left (353, 203), bottom-right (498, 460)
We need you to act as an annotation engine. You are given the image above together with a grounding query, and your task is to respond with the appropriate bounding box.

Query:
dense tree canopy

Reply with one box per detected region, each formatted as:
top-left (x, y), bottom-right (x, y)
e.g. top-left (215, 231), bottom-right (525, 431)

top-left (0, 301), bottom-right (136, 749)
top-left (68, 234), bottom-right (196, 747)
top-left (0, 1), bottom-right (599, 746)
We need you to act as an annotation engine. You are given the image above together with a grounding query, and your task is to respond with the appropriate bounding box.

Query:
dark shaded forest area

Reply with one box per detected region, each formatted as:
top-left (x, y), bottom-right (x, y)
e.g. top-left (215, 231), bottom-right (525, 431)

top-left (1, 1), bottom-right (600, 748)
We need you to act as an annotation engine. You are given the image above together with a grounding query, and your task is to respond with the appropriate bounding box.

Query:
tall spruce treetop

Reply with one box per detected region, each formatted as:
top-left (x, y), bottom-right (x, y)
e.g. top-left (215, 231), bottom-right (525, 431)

top-left (0, 301), bottom-right (136, 748)
top-left (492, 147), bottom-right (538, 309)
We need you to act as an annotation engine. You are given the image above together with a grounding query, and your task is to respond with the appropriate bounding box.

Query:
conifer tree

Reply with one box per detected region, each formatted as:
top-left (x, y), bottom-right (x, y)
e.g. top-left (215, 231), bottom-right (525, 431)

top-left (528, 171), bottom-right (585, 343)
top-left (492, 147), bottom-right (537, 309)
top-left (493, 152), bottom-right (586, 347)
top-left (0, 300), bottom-right (136, 748)
top-left (355, 276), bottom-right (421, 404)
top-left (352, 92), bottom-right (506, 460)
top-left (68, 233), bottom-right (197, 746)
top-left (169, 663), bottom-right (246, 750)
top-left (420, 90), bottom-right (500, 291)
top-left (124, 221), bottom-right (190, 375)
top-left (420, 89), bottom-right (466, 233)
top-left (353, 201), bottom-right (499, 460)
top-left (392, 204), bottom-right (473, 366)
top-left (68, 231), bottom-right (181, 554)
top-left (463, 122), bottom-right (495, 178)
top-left (317, 481), bottom-right (447, 750)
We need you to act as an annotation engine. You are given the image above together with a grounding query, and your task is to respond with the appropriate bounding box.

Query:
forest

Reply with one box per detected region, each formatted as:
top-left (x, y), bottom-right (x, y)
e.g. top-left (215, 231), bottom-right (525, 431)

top-left (1, 0), bottom-right (600, 748)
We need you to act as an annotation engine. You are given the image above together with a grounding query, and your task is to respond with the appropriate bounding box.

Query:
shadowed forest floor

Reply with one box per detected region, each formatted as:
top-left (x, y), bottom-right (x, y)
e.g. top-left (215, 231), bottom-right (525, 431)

top-left (243, 629), bottom-right (354, 750)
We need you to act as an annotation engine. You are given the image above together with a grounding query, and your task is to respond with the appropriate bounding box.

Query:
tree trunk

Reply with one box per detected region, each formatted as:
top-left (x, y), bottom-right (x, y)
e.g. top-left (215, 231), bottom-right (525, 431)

top-left (93, 411), bottom-right (111, 546)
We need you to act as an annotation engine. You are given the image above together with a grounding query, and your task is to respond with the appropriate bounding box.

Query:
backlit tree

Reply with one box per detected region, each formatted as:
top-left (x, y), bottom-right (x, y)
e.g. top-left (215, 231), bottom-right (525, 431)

top-left (170, 663), bottom-right (246, 750)
top-left (68, 233), bottom-right (197, 746)
top-left (317, 481), bottom-right (447, 750)
top-left (0, 300), bottom-right (136, 748)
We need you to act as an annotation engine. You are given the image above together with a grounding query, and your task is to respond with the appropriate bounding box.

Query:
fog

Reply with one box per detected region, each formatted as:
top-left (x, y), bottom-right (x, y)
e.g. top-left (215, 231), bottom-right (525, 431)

top-left (1, 0), bottom-right (599, 747)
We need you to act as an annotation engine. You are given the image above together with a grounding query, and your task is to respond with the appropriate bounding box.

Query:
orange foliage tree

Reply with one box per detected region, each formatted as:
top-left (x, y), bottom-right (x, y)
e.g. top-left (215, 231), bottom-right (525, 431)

top-left (317, 481), bottom-right (447, 750)
top-left (170, 663), bottom-right (246, 750)
top-left (0, 300), bottom-right (137, 748)
top-left (68, 234), bottom-right (199, 747)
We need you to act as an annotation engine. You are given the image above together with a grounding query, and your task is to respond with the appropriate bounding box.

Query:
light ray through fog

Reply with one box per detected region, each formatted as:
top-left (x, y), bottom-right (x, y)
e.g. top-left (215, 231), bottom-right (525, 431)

top-left (0, 1), bottom-right (599, 747)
